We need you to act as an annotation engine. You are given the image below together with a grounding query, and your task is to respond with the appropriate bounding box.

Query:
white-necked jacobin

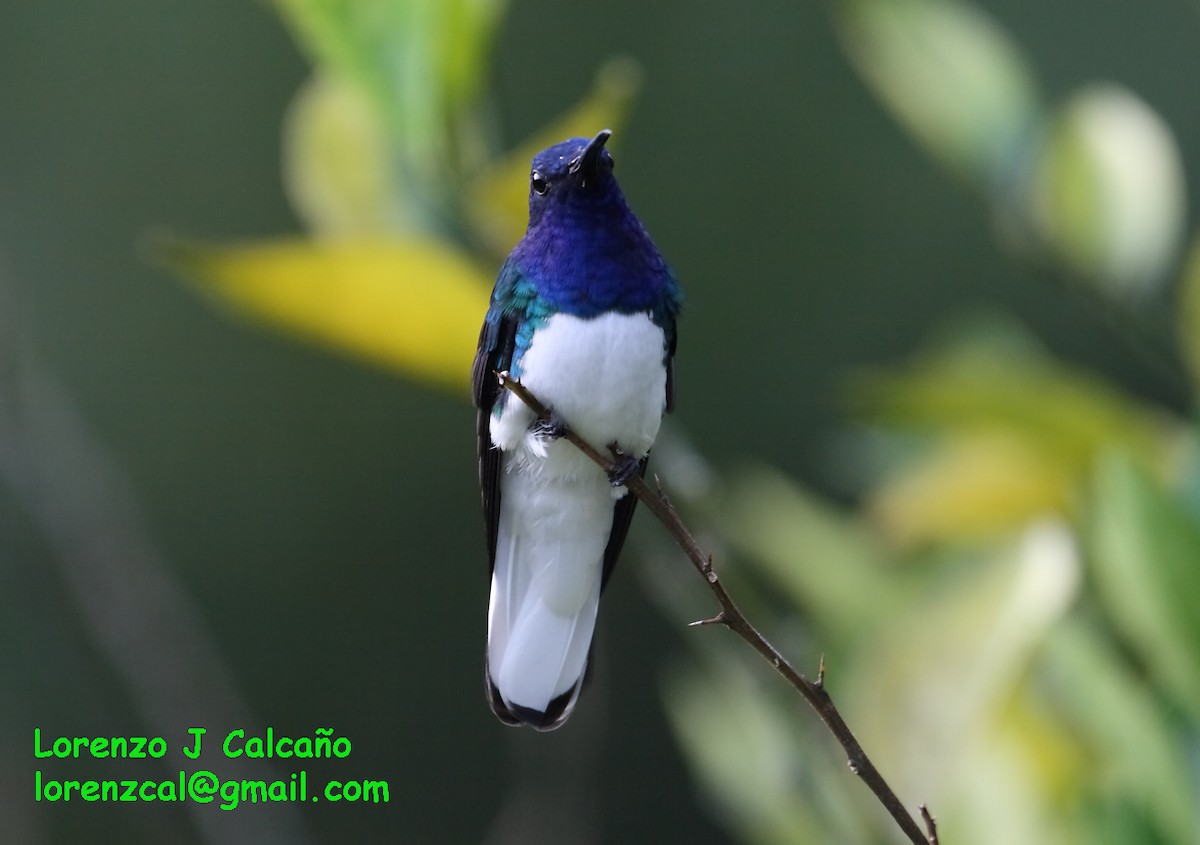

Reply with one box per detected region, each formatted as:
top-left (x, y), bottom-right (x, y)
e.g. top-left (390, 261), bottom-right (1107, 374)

top-left (472, 129), bottom-right (682, 730)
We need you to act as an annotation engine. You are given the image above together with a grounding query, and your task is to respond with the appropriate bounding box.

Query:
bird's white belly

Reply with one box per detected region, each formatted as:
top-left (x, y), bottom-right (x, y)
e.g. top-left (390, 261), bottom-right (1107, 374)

top-left (491, 311), bottom-right (668, 478)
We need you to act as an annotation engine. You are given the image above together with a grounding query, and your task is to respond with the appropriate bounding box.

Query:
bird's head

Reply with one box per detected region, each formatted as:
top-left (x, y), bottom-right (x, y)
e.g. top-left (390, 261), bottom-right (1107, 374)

top-left (525, 130), bottom-right (618, 225)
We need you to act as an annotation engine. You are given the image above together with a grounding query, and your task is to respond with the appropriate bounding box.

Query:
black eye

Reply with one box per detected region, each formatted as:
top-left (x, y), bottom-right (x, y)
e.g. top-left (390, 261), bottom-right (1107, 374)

top-left (531, 171), bottom-right (548, 195)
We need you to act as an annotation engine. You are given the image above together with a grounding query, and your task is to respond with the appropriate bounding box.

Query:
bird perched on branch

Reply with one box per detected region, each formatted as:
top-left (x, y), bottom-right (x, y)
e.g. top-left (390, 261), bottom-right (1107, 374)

top-left (472, 129), bottom-right (682, 730)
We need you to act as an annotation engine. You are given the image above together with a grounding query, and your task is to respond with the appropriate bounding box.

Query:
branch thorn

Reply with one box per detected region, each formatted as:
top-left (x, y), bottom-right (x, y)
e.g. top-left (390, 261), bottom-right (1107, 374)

top-left (920, 805), bottom-right (939, 845)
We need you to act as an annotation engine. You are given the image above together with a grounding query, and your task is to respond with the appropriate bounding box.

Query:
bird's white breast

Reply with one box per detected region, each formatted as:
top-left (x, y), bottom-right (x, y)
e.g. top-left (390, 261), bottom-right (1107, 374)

top-left (491, 311), bottom-right (668, 477)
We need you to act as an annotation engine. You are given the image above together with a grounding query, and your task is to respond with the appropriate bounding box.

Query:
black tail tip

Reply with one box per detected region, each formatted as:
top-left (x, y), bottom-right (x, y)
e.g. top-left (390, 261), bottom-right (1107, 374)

top-left (485, 667), bottom-right (580, 731)
top-left (507, 700), bottom-right (571, 732)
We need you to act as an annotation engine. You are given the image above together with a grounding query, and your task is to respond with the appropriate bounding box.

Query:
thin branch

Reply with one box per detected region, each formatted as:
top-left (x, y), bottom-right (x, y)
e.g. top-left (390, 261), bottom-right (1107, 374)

top-left (499, 372), bottom-right (938, 845)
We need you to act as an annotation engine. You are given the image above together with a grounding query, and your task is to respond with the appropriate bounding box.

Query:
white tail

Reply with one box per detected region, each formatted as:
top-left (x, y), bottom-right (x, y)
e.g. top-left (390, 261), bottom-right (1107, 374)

top-left (485, 468), bottom-right (612, 730)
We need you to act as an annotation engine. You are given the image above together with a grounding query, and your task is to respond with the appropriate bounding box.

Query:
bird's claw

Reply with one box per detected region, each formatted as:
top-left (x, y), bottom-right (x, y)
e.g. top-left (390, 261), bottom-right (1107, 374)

top-left (530, 409), bottom-right (568, 440)
top-left (607, 449), bottom-right (641, 487)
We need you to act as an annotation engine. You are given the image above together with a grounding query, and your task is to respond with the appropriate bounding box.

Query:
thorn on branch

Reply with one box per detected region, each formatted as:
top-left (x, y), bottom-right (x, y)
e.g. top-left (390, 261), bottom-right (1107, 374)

top-left (920, 805), bottom-right (939, 845)
top-left (816, 654), bottom-right (826, 689)
top-left (847, 751), bottom-right (866, 776)
top-left (688, 611), bottom-right (726, 628)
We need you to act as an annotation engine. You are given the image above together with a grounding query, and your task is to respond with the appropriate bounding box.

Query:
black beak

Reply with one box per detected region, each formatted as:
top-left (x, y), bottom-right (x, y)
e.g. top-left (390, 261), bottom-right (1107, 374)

top-left (570, 129), bottom-right (611, 186)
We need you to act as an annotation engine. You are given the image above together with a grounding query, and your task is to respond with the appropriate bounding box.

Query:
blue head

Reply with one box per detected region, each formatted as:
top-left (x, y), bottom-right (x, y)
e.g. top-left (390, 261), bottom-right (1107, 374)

top-left (526, 130), bottom-right (618, 227)
top-left (509, 130), bottom-right (676, 318)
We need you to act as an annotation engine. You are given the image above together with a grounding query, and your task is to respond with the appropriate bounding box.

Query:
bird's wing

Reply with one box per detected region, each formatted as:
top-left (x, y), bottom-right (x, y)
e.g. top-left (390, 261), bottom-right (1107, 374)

top-left (472, 263), bottom-right (522, 570)
top-left (599, 457), bottom-right (647, 591)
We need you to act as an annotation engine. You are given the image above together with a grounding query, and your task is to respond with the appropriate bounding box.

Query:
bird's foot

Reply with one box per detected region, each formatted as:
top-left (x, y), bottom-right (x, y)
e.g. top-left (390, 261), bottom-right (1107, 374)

top-left (606, 444), bottom-right (641, 487)
top-left (530, 408), bottom-right (568, 440)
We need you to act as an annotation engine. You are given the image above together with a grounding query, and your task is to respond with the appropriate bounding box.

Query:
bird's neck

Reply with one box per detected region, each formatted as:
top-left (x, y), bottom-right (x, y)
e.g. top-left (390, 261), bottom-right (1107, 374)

top-left (514, 207), bottom-right (671, 318)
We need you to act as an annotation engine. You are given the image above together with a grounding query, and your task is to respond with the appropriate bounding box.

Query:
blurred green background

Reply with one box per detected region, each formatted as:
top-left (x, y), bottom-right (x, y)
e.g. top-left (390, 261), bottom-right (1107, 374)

top-left (3, 1), bottom-right (1200, 843)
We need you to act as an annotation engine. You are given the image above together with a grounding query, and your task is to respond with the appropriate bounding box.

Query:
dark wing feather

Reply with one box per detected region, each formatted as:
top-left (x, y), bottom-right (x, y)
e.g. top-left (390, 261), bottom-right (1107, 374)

top-left (599, 456), bottom-right (648, 591)
top-left (472, 306), bottom-right (519, 572)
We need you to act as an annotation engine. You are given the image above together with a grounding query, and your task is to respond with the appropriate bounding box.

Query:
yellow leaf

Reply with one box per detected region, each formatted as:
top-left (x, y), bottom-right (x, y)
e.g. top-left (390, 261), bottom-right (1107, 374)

top-left (159, 237), bottom-right (490, 393)
top-left (868, 432), bottom-right (1074, 548)
top-left (467, 58), bottom-right (642, 256)
top-left (851, 322), bottom-right (1173, 475)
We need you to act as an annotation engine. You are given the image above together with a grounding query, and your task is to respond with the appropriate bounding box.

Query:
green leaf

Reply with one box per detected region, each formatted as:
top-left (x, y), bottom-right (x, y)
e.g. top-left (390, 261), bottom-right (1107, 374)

top-left (272, 0), bottom-right (433, 139)
top-left (663, 648), bottom-right (875, 845)
top-left (271, 0), bottom-right (506, 221)
top-left (1040, 620), bottom-right (1199, 845)
top-left (714, 465), bottom-right (895, 641)
top-left (1087, 452), bottom-right (1200, 722)
top-left (1028, 84), bottom-right (1186, 297)
top-left (282, 72), bottom-right (415, 237)
top-left (834, 0), bottom-right (1041, 185)
top-left (273, 0), bottom-right (504, 122)
top-left (437, 0), bottom-right (507, 111)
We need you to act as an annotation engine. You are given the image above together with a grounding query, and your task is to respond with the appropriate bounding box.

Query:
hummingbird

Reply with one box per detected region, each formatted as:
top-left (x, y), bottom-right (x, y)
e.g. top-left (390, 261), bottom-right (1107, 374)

top-left (472, 129), bottom-right (682, 730)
